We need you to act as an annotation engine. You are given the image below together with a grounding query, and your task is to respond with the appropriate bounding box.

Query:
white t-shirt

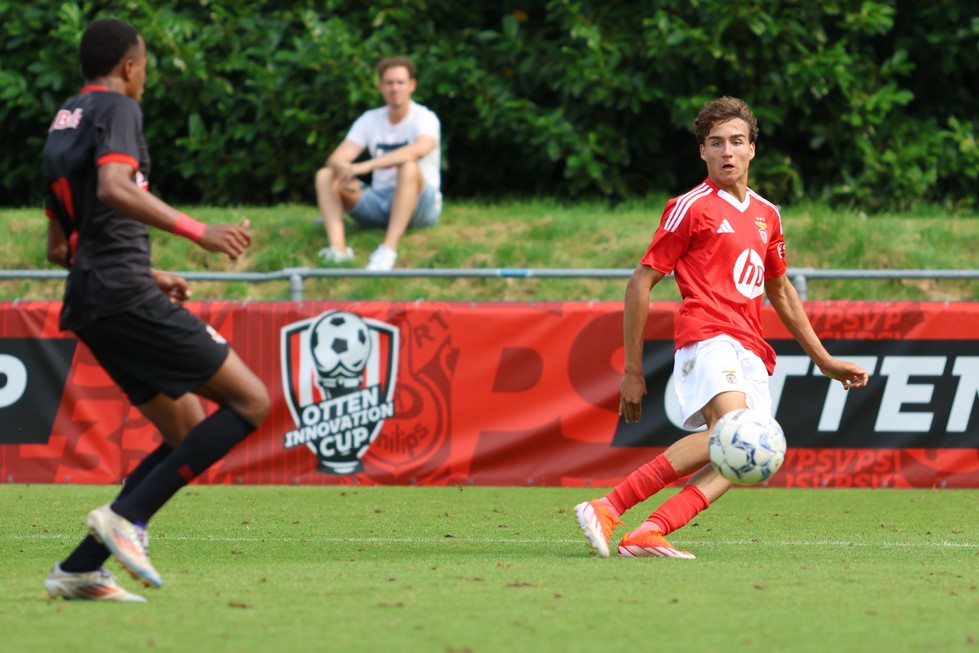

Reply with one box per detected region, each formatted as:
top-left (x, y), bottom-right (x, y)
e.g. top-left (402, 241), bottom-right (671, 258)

top-left (346, 101), bottom-right (441, 192)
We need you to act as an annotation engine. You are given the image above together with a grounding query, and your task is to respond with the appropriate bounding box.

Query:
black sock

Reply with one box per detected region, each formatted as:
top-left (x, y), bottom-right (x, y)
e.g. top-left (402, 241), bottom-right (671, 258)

top-left (60, 443), bottom-right (174, 573)
top-left (111, 407), bottom-right (256, 523)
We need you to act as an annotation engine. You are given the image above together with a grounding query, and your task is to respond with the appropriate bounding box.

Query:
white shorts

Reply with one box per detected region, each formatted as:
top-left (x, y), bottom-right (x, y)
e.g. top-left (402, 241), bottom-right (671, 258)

top-left (673, 334), bottom-right (772, 430)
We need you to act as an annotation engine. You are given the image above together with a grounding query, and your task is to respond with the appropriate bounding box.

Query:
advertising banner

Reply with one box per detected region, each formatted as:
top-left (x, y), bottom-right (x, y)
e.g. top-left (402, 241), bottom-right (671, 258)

top-left (1, 300), bottom-right (976, 488)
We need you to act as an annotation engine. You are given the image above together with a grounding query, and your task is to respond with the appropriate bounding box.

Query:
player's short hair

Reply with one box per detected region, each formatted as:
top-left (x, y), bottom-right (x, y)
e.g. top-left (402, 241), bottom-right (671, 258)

top-left (80, 19), bottom-right (141, 80)
top-left (694, 96), bottom-right (759, 144)
top-left (376, 56), bottom-right (416, 80)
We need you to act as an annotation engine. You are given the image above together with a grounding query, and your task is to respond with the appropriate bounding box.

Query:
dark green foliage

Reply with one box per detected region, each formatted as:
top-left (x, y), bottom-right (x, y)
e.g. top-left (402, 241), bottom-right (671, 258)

top-left (2, 0), bottom-right (977, 210)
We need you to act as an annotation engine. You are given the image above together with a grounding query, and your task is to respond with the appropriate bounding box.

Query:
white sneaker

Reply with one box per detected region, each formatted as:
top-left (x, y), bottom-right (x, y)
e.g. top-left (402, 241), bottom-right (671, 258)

top-left (86, 504), bottom-right (162, 588)
top-left (366, 244), bottom-right (398, 271)
top-left (317, 246), bottom-right (355, 264)
top-left (45, 563), bottom-right (148, 602)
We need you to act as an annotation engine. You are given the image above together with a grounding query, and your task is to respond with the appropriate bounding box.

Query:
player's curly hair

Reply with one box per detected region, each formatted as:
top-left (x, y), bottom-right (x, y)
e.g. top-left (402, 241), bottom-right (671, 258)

top-left (376, 56), bottom-right (416, 80)
top-left (80, 19), bottom-right (140, 80)
top-left (694, 96), bottom-right (759, 145)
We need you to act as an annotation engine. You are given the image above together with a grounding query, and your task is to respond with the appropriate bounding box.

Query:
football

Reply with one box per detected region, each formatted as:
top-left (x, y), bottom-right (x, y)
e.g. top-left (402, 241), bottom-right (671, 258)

top-left (309, 310), bottom-right (372, 388)
top-left (708, 409), bottom-right (787, 485)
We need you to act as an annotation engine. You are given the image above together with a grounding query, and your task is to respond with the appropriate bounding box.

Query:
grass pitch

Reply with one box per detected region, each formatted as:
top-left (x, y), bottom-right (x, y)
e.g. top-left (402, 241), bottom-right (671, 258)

top-left (1, 484), bottom-right (976, 653)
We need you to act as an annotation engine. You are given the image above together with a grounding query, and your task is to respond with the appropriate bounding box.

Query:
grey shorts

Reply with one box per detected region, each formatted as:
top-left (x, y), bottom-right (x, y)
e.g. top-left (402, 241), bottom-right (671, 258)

top-left (348, 183), bottom-right (442, 229)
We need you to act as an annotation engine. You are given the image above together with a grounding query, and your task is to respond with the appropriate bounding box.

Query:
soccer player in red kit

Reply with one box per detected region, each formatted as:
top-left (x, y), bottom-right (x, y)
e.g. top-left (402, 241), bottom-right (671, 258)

top-left (41, 19), bottom-right (269, 601)
top-left (575, 97), bottom-right (869, 558)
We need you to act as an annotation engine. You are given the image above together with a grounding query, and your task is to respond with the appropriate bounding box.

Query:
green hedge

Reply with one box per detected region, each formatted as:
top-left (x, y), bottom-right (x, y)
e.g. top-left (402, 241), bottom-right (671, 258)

top-left (2, 0), bottom-right (977, 210)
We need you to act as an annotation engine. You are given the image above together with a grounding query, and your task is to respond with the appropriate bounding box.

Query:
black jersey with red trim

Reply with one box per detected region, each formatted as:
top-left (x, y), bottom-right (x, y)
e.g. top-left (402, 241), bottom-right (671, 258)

top-left (42, 86), bottom-right (159, 330)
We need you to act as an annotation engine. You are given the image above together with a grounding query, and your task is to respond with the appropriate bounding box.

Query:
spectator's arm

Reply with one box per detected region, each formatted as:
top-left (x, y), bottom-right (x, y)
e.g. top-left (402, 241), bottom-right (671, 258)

top-left (352, 135), bottom-right (436, 175)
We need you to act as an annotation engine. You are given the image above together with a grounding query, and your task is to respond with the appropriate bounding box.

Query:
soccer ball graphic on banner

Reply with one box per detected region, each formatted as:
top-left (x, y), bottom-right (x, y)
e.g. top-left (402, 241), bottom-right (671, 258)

top-left (309, 311), bottom-right (372, 390)
top-left (708, 409), bottom-right (787, 485)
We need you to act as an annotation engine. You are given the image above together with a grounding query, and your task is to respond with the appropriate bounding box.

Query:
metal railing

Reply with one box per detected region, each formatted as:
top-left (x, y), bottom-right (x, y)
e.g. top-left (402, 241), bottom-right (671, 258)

top-left (1, 267), bottom-right (976, 301)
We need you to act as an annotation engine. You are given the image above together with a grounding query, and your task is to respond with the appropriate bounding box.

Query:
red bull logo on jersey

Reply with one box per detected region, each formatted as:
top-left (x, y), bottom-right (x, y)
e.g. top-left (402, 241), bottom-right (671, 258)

top-left (49, 108), bottom-right (83, 131)
top-left (280, 310), bottom-right (399, 474)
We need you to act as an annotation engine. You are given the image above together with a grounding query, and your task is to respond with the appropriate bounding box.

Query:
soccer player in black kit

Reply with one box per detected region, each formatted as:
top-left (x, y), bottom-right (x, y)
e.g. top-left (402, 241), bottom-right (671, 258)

top-left (42, 19), bottom-right (270, 602)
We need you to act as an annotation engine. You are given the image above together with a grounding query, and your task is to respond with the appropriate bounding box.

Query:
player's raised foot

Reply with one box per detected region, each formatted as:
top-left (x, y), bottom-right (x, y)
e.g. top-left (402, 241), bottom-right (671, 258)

top-left (574, 500), bottom-right (623, 558)
top-left (86, 504), bottom-right (162, 588)
top-left (617, 530), bottom-right (697, 559)
top-left (44, 563), bottom-right (148, 602)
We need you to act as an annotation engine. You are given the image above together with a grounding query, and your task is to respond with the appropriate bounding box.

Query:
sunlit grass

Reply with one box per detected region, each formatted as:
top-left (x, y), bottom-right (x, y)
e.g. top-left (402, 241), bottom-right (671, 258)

top-left (3, 199), bottom-right (977, 302)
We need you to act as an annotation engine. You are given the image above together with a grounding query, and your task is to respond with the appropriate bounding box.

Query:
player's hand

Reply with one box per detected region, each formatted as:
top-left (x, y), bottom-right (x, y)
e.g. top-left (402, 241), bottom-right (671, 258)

top-left (198, 219), bottom-right (252, 260)
top-left (151, 270), bottom-right (191, 303)
top-left (619, 371), bottom-right (647, 423)
top-left (820, 359), bottom-right (870, 391)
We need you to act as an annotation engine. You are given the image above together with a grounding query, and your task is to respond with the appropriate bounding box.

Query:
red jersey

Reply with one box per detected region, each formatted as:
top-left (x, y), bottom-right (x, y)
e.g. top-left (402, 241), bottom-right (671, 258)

top-left (639, 178), bottom-right (787, 373)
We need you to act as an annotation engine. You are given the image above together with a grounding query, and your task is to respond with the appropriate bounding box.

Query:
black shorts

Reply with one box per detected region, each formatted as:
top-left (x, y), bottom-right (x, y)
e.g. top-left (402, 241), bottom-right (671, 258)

top-left (74, 293), bottom-right (230, 405)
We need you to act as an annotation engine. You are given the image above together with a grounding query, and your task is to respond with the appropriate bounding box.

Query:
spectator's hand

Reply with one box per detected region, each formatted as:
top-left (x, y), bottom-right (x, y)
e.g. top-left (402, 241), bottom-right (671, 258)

top-left (619, 371), bottom-right (647, 423)
top-left (333, 161), bottom-right (357, 185)
top-left (151, 270), bottom-right (191, 302)
top-left (198, 219), bottom-right (252, 260)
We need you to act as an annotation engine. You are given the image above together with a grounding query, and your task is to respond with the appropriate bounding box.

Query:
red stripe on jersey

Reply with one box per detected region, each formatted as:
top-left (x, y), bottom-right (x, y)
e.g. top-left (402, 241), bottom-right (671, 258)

top-left (98, 153), bottom-right (139, 170)
top-left (68, 232), bottom-right (79, 265)
top-left (49, 177), bottom-right (76, 221)
top-left (80, 85), bottom-right (109, 94)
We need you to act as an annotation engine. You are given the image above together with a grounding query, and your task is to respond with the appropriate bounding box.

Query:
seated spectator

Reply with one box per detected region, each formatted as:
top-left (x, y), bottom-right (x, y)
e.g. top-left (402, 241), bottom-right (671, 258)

top-left (314, 56), bottom-right (442, 270)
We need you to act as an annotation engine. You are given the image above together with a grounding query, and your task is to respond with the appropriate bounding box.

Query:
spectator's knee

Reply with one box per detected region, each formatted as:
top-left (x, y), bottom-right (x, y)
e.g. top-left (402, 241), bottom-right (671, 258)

top-left (315, 166), bottom-right (334, 186)
top-left (396, 160), bottom-right (421, 182)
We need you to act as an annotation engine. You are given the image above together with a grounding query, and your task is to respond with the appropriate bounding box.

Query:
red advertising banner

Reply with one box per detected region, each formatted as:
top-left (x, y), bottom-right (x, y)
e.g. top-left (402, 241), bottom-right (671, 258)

top-left (1, 300), bottom-right (977, 488)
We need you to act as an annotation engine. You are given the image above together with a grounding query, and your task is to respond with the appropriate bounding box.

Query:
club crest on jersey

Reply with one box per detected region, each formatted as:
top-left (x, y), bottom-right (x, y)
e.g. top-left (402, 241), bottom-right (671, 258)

top-left (754, 217), bottom-right (768, 243)
top-left (280, 310), bottom-right (399, 475)
top-left (723, 370), bottom-right (738, 384)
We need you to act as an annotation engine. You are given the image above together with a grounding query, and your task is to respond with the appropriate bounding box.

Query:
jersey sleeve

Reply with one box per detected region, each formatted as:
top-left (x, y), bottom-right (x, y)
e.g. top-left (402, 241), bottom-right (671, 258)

top-left (345, 112), bottom-right (372, 147)
top-left (94, 98), bottom-right (143, 171)
top-left (638, 197), bottom-right (691, 275)
top-left (765, 207), bottom-right (787, 279)
top-left (416, 107), bottom-right (440, 141)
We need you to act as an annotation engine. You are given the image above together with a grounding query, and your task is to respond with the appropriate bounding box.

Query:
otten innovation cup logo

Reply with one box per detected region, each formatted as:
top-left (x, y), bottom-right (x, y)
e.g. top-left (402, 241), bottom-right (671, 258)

top-left (280, 310), bottom-right (399, 474)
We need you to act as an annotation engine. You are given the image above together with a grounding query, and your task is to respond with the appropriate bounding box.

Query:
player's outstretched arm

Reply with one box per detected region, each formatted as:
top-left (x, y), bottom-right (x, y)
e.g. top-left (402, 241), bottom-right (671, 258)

top-left (97, 161), bottom-right (250, 260)
top-left (197, 221), bottom-right (252, 260)
top-left (765, 274), bottom-right (869, 390)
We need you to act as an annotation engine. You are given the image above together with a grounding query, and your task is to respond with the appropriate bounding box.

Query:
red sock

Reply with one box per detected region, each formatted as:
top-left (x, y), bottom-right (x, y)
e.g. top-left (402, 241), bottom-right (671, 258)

top-left (640, 485), bottom-right (710, 536)
top-left (605, 454), bottom-right (679, 515)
